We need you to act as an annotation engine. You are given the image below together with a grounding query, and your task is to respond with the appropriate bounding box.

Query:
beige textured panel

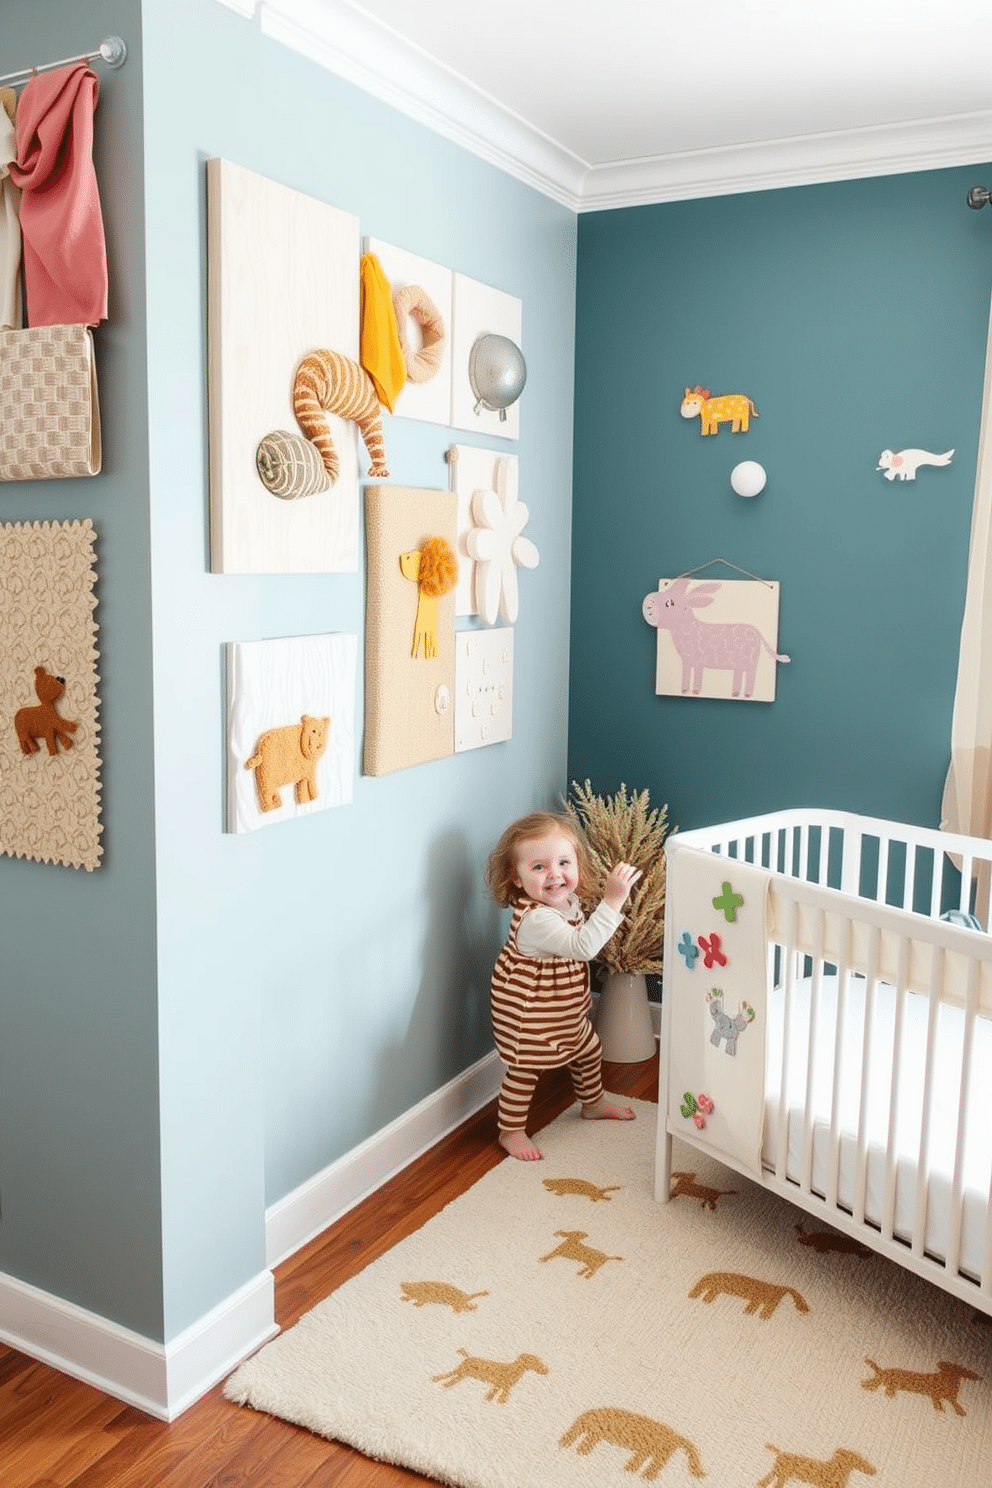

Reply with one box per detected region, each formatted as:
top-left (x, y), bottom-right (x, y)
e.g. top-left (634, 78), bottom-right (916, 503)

top-left (364, 485), bottom-right (456, 776)
top-left (0, 520), bottom-right (102, 869)
top-left (0, 325), bottom-right (101, 481)
top-left (207, 158), bottom-right (360, 574)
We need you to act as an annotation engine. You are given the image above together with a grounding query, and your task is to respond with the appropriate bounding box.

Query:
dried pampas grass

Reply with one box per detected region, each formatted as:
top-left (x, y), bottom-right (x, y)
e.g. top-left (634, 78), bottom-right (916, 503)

top-left (565, 779), bottom-right (670, 974)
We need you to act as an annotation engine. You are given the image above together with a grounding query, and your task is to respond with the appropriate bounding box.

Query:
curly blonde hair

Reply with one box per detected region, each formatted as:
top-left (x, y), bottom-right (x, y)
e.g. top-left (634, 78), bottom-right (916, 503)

top-left (415, 536), bottom-right (459, 598)
top-left (486, 811), bottom-right (595, 908)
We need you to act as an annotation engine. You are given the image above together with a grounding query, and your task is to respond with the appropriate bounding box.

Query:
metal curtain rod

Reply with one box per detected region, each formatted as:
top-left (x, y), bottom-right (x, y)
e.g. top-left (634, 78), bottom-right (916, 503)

top-left (0, 35), bottom-right (127, 88)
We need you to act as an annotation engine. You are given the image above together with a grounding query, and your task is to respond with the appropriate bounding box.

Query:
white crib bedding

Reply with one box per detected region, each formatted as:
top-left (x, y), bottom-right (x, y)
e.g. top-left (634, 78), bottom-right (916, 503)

top-left (763, 973), bottom-right (992, 1279)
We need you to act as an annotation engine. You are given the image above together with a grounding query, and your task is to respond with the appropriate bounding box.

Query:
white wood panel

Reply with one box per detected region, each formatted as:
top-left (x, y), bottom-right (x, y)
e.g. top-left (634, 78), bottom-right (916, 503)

top-left (227, 633), bottom-right (357, 832)
top-left (207, 159), bottom-right (360, 573)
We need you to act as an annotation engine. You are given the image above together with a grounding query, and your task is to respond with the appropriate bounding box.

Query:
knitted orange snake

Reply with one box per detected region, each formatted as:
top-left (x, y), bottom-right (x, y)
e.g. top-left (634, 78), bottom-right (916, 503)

top-left (293, 349), bottom-right (389, 482)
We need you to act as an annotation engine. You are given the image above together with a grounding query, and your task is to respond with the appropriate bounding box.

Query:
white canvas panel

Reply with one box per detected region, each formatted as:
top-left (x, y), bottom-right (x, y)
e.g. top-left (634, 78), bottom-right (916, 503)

top-left (227, 633), bottom-right (357, 833)
top-left (454, 628), bottom-right (513, 751)
top-left (448, 445), bottom-right (519, 617)
top-left (644, 577), bottom-right (787, 703)
top-left (208, 159), bottom-right (360, 574)
top-left (365, 238), bottom-right (453, 426)
top-left (449, 273), bottom-right (523, 439)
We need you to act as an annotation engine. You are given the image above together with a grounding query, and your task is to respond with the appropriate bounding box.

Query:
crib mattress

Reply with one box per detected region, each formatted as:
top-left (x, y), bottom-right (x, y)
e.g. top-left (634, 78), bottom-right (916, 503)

top-left (763, 974), bottom-right (992, 1279)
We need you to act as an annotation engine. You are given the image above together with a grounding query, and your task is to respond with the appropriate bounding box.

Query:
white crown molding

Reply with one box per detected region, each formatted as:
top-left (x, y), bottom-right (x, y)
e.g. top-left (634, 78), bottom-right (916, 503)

top-left (257, 0), bottom-right (586, 207)
top-left (581, 111), bottom-right (992, 211)
top-left (0, 1267), bottom-right (276, 1420)
top-left (230, 0), bottom-right (992, 211)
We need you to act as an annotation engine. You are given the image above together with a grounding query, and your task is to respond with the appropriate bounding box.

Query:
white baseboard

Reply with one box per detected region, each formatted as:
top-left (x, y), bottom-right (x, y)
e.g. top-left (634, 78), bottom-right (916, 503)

top-left (263, 1015), bottom-right (661, 1268)
top-left (0, 1267), bottom-right (276, 1421)
top-left (265, 1048), bottom-right (504, 1267)
top-left (1, 1028), bottom-right (658, 1418)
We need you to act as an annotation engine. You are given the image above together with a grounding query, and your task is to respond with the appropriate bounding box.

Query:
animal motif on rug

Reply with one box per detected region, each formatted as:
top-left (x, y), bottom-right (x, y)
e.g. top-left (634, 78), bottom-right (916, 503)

top-left (560, 1406), bottom-right (706, 1480)
top-left (293, 349), bottom-right (389, 483)
top-left (669, 1170), bottom-right (736, 1210)
top-left (758, 1444), bottom-right (876, 1488)
top-left (861, 1356), bottom-right (982, 1415)
top-left (431, 1348), bottom-right (548, 1403)
top-left (794, 1223), bottom-right (873, 1259)
top-left (542, 1177), bottom-right (621, 1202)
top-left (538, 1229), bottom-right (622, 1279)
top-left (399, 1281), bottom-right (488, 1313)
top-left (14, 666), bottom-right (78, 756)
top-left (689, 1270), bottom-right (810, 1319)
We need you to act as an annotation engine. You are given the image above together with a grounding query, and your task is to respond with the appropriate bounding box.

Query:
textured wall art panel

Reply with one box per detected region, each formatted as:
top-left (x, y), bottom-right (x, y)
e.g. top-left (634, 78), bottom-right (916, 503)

top-left (454, 628), bottom-right (513, 752)
top-left (365, 238), bottom-right (453, 426)
top-left (364, 485), bottom-right (457, 776)
top-left (449, 273), bottom-right (523, 439)
top-left (0, 520), bottom-right (102, 869)
top-left (227, 633), bottom-right (357, 833)
top-left (207, 158), bottom-right (360, 574)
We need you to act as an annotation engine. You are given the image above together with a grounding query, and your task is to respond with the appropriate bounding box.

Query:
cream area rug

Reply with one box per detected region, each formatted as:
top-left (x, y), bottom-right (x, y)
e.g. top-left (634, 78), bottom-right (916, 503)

top-left (225, 1099), bottom-right (992, 1486)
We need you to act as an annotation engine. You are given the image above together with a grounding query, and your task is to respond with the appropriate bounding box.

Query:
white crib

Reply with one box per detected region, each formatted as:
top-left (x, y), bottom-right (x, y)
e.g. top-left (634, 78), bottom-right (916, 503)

top-left (655, 807), bottom-right (992, 1317)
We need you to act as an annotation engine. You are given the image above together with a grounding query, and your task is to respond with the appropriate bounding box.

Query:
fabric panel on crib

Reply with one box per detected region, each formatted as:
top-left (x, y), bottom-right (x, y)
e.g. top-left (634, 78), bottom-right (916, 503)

top-left (666, 849), bottom-right (770, 1177)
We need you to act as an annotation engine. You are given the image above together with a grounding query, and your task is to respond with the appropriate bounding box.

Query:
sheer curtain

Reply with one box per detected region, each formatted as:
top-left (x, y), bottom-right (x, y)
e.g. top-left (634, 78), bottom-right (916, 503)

top-left (942, 288), bottom-right (992, 914)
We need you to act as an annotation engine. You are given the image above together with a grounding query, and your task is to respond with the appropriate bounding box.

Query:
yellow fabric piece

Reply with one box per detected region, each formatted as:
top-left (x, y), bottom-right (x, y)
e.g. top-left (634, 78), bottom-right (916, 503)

top-left (359, 253), bottom-right (407, 412)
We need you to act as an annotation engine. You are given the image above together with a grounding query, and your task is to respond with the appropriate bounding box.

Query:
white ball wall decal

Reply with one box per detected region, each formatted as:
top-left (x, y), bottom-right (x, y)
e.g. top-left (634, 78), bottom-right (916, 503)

top-left (731, 460), bottom-right (766, 497)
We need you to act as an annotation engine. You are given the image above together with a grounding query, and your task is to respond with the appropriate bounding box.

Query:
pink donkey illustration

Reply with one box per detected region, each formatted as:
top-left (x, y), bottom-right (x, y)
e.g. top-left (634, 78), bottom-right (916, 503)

top-left (642, 577), bottom-right (790, 698)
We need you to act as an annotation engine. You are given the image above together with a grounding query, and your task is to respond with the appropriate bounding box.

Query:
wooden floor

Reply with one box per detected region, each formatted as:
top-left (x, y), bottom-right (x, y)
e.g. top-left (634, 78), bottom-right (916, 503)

top-left (1, 1052), bottom-right (659, 1487)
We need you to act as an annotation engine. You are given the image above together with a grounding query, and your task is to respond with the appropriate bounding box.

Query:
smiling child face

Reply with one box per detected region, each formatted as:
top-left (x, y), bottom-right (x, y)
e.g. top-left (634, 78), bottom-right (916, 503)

top-left (512, 830), bottom-right (579, 909)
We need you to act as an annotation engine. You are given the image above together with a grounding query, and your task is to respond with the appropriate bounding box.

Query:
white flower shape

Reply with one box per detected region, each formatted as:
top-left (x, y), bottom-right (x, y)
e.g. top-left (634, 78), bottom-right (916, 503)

top-left (465, 457), bottom-right (539, 624)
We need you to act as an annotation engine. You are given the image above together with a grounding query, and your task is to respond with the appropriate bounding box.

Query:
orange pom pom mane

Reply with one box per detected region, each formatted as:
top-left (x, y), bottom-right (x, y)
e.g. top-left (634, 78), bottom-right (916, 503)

top-left (416, 536), bottom-right (458, 597)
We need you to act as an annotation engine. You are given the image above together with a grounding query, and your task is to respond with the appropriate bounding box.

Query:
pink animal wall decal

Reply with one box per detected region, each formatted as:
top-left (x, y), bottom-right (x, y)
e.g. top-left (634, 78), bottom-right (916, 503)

top-left (680, 385), bottom-right (759, 435)
top-left (642, 577), bottom-right (790, 699)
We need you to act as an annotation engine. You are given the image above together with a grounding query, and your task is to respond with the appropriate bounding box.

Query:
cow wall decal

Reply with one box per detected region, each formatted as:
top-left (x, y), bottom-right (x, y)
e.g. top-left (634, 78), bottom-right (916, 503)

top-left (642, 576), bottom-right (790, 702)
top-left (680, 385), bottom-right (759, 435)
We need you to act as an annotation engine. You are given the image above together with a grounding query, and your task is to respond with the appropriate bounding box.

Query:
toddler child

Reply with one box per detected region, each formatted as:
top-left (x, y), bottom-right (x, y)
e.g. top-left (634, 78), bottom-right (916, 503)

top-left (486, 809), bottom-right (642, 1160)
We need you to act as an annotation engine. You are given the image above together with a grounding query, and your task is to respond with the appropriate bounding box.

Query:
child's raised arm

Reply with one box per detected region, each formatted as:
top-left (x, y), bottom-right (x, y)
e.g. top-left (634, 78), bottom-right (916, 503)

top-left (602, 861), bottom-right (642, 912)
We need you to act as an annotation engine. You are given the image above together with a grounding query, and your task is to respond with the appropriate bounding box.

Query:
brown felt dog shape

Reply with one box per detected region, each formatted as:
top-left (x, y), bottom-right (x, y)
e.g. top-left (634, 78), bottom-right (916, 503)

top-left (14, 666), bottom-right (79, 755)
top-left (245, 714), bottom-right (330, 812)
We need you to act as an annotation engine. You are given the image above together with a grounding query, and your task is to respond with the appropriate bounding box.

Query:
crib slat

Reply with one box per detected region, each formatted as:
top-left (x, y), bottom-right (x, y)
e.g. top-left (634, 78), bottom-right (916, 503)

top-left (904, 846), bottom-right (917, 917)
top-left (824, 917), bottom-right (854, 1210)
top-left (880, 937), bottom-right (912, 1243)
top-left (774, 900), bottom-right (800, 1182)
top-left (911, 948), bottom-right (945, 1258)
top-left (853, 926), bottom-right (882, 1227)
top-left (799, 911), bottom-right (827, 1193)
top-left (944, 958), bottom-right (980, 1279)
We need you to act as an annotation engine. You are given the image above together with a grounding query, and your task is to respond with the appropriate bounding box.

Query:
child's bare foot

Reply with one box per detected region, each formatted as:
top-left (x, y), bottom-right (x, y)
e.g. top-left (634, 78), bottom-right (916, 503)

top-left (581, 1096), bottom-right (635, 1123)
top-left (499, 1129), bottom-right (544, 1161)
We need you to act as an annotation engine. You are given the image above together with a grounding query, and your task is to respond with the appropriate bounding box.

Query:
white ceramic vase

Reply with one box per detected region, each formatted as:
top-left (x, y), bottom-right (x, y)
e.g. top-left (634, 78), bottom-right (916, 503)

top-left (595, 971), bottom-right (656, 1063)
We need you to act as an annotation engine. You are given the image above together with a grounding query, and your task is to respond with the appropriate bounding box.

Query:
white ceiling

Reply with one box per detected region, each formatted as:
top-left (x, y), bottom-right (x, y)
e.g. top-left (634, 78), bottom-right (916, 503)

top-left (242, 0), bottom-right (992, 208)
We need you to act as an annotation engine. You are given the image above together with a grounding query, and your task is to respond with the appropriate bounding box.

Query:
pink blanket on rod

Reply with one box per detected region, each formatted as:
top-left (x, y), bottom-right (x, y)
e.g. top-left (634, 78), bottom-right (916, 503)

top-left (9, 63), bottom-right (108, 327)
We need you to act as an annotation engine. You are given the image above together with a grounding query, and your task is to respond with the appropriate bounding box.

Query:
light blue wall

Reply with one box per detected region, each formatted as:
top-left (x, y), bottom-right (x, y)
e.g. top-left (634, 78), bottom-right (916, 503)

top-left (0, 0), bottom-right (577, 1345)
top-left (570, 168), bottom-right (992, 835)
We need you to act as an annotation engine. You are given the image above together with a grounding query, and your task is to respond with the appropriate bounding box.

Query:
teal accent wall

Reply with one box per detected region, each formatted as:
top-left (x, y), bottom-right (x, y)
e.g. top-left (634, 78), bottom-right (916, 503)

top-left (569, 169), bottom-right (992, 834)
top-left (1, 0), bottom-right (576, 1345)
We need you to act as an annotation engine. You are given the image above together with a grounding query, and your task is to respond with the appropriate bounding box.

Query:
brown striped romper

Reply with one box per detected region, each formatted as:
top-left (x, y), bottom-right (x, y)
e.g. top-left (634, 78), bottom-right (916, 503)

top-left (490, 895), bottom-right (619, 1133)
